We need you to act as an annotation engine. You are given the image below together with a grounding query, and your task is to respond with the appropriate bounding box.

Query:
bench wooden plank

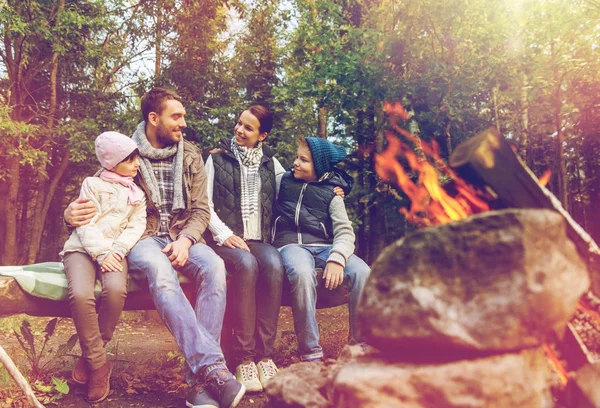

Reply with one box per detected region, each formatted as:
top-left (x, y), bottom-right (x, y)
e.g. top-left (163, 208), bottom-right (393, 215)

top-left (0, 270), bottom-right (348, 318)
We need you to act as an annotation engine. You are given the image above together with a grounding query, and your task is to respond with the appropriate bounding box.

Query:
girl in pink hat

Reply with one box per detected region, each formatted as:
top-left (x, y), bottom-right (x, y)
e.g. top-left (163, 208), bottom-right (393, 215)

top-left (60, 131), bottom-right (147, 402)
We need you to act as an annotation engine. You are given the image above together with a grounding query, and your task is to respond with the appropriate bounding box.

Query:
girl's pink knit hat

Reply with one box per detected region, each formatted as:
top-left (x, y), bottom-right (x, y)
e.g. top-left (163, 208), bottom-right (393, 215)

top-left (95, 131), bottom-right (138, 170)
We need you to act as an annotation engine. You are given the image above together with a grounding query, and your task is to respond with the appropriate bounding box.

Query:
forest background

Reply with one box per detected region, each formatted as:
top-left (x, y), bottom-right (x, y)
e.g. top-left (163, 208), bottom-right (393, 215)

top-left (1, 0), bottom-right (600, 267)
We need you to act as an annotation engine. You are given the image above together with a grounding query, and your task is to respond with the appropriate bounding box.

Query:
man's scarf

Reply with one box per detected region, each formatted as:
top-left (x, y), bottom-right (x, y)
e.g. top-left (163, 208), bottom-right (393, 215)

top-left (132, 121), bottom-right (185, 211)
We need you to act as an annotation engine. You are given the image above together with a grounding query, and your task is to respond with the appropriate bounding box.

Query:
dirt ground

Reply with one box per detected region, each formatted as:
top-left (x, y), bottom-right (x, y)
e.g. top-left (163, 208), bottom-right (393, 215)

top-left (0, 306), bottom-right (349, 407)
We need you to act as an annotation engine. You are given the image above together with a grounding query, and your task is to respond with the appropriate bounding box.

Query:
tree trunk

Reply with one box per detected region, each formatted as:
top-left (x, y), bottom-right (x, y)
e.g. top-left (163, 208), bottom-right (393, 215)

top-left (318, 104), bottom-right (327, 138)
top-left (375, 101), bottom-right (385, 153)
top-left (493, 86), bottom-right (500, 132)
top-left (355, 109), bottom-right (368, 257)
top-left (24, 0), bottom-right (65, 263)
top-left (155, 0), bottom-right (162, 80)
top-left (445, 119), bottom-right (452, 156)
top-left (2, 156), bottom-right (21, 265)
top-left (520, 73), bottom-right (529, 162)
top-left (27, 150), bottom-right (71, 264)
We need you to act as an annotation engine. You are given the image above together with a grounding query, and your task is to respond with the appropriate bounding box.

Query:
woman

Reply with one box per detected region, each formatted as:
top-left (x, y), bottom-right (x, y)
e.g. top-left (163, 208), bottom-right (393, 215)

top-left (205, 105), bottom-right (284, 393)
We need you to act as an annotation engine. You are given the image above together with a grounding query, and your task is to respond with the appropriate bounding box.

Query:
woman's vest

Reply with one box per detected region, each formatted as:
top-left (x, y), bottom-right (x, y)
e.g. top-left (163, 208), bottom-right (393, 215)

top-left (272, 170), bottom-right (351, 248)
top-left (210, 139), bottom-right (277, 243)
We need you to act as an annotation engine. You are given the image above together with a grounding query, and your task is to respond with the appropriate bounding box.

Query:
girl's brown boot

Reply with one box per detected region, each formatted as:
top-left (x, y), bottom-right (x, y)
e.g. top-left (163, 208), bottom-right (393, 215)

top-left (87, 360), bottom-right (112, 403)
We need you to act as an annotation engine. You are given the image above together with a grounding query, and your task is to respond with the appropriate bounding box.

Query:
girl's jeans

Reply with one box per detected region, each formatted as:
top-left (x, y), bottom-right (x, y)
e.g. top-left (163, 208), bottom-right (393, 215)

top-left (127, 236), bottom-right (228, 383)
top-left (212, 241), bottom-right (283, 365)
top-left (279, 244), bottom-right (370, 361)
top-left (63, 251), bottom-right (127, 370)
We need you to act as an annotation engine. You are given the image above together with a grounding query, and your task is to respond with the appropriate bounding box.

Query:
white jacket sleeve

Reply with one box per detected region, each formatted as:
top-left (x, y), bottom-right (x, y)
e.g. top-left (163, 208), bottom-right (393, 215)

top-left (273, 157), bottom-right (286, 199)
top-left (111, 197), bottom-right (147, 257)
top-left (75, 178), bottom-right (117, 261)
top-left (206, 155), bottom-right (234, 245)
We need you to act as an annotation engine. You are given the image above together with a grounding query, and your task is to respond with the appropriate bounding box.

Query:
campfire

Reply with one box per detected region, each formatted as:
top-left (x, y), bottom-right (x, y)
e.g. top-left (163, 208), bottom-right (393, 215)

top-left (365, 102), bottom-right (600, 406)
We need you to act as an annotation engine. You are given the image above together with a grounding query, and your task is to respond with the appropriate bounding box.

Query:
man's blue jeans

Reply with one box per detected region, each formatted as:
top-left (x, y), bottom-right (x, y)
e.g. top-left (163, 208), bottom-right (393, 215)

top-left (279, 244), bottom-right (370, 361)
top-left (128, 236), bottom-right (227, 381)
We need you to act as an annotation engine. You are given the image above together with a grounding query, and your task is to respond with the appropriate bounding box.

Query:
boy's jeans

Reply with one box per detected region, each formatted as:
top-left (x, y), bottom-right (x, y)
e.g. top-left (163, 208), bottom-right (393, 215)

top-left (279, 244), bottom-right (370, 361)
top-left (128, 236), bottom-right (228, 381)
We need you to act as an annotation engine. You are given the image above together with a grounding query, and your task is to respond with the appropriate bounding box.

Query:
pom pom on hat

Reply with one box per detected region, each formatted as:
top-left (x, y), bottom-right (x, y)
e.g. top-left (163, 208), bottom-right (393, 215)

top-left (304, 137), bottom-right (347, 179)
top-left (95, 131), bottom-right (138, 170)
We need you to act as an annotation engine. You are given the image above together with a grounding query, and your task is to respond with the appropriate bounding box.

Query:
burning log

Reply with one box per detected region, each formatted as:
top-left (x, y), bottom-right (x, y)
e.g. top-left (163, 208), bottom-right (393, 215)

top-left (448, 128), bottom-right (600, 296)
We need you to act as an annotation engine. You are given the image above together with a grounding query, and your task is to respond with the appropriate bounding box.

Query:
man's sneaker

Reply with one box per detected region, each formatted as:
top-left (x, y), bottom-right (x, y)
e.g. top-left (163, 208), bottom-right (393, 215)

top-left (234, 361), bottom-right (263, 393)
top-left (186, 383), bottom-right (219, 408)
top-left (204, 364), bottom-right (246, 408)
top-left (71, 357), bottom-right (89, 385)
top-left (256, 359), bottom-right (278, 388)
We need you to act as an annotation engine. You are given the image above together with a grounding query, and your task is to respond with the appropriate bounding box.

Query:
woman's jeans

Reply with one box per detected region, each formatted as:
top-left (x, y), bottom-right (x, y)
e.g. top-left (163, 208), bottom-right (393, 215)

top-left (127, 236), bottom-right (228, 382)
top-left (63, 251), bottom-right (127, 370)
top-left (279, 244), bottom-right (370, 361)
top-left (212, 241), bottom-right (283, 364)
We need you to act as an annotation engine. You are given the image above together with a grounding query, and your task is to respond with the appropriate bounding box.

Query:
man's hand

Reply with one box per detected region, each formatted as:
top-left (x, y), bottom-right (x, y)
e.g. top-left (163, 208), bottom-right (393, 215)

top-left (162, 236), bottom-right (193, 268)
top-left (101, 252), bottom-right (123, 273)
top-left (223, 235), bottom-right (250, 252)
top-left (323, 261), bottom-right (345, 290)
top-left (333, 186), bottom-right (345, 198)
top-left (65, 197), bottom-right (97, 227)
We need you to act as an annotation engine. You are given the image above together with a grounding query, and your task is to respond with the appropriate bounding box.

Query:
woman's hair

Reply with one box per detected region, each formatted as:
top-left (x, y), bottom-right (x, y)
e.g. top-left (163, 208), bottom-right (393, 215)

top-left (141, 88), bottom-right (182, 123)
top-left (247, 104), bottom-right (273, 134)
top-left (120, 148), bottom-right (140, 164)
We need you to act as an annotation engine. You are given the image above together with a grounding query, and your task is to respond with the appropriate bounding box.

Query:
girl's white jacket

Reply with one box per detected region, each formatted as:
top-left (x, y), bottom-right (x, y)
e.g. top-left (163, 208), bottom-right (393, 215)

top-left (60, 176), bottom-right (147, 263)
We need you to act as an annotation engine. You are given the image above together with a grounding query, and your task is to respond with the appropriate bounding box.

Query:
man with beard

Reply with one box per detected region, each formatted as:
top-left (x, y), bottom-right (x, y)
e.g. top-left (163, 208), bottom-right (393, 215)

top-left (64, 88), bottom-right (246, 408)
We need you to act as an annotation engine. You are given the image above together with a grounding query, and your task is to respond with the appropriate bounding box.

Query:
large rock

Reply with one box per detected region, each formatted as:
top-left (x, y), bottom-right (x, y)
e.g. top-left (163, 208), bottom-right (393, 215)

top-left (265, 361), bottom-right (332, 408)
top-left (358, 209), bottom-right (589, 352)
top-left (331, 347), bottom-right (553, 408)
top-left (565, 363), bottom-right (600, 408)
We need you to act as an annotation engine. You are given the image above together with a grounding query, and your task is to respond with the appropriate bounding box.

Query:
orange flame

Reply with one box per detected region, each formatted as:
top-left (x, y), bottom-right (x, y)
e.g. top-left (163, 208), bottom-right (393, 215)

top-left (538, 169), bottom-right (551, 187)
top-left (376, 102), bottom-right (489, 226)
top-left (543, 344), bottom-right (569, 386)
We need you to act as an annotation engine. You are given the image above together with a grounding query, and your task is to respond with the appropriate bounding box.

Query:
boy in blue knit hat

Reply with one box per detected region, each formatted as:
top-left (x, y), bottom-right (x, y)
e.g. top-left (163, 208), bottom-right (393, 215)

top-left (272, 136), bottom-right (371, 362)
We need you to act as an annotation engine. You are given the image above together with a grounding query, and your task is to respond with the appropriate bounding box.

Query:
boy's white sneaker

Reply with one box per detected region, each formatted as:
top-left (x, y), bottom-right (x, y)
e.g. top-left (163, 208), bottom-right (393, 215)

top-left (256, 358), bottom-right (279, 388)
top-left (234, 361), bottom-right (263, 393)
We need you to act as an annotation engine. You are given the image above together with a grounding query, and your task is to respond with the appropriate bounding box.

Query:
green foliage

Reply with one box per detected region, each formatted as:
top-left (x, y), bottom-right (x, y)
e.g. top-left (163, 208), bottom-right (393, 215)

top-left (0, 103), bottom-right (42, 181)
top-left (12, 318), bottom-right (78, 383)
top-left (3, 0), bottom-right (600, 263)
top-left (33, 377), bottom-right (70, 404)
top-left (0, 365), bottom-right (11, 389)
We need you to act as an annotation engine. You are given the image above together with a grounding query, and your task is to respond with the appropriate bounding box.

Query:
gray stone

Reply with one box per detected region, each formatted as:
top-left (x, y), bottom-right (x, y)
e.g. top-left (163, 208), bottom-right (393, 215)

top-left (565, 362), bottom-right (600, 408)
top-left (358, 209), bottom-right (589, 352)
top-left (265, 361), bottom-right (332, 408)
top-left (331, 347), bottom-right (553, 408)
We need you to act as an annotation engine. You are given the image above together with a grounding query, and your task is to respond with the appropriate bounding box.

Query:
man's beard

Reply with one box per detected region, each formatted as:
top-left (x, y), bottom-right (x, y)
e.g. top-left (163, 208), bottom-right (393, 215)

top-left (156, 124), bottom-right (178, 146)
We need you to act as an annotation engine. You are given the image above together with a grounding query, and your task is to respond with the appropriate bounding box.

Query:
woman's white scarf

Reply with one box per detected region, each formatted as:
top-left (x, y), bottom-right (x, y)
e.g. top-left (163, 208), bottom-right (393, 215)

top-left (231, 138), bottom-right (263, 238)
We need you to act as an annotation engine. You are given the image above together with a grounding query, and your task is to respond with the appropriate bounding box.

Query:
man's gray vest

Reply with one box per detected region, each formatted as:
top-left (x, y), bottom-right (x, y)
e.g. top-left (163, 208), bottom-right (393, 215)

top-left (210, 139), bottom-right (277, 243)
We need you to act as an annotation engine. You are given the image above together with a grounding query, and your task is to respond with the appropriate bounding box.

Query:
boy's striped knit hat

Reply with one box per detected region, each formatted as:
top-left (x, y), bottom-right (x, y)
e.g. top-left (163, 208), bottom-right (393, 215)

top-left (305, 137), bottom-right (347, 179)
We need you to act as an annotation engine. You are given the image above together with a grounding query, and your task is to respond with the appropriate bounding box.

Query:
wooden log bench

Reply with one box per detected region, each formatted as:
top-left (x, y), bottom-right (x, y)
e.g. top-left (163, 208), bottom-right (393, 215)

top-left (0, 266), bottom-right (349, 363)
top-left (0, 269), bottom-right (348, 318)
